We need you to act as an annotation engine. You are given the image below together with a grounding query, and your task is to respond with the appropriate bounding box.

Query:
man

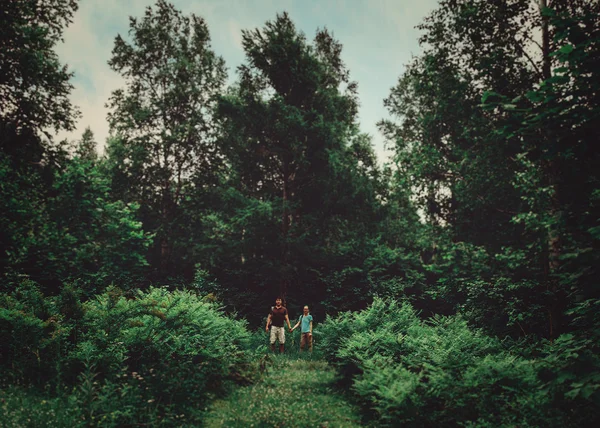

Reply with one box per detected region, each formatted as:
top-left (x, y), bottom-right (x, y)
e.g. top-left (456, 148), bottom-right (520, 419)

top-left (265, 297), bottom-right (292, 353)
top-left (291, 305), bottom-right (313, 353)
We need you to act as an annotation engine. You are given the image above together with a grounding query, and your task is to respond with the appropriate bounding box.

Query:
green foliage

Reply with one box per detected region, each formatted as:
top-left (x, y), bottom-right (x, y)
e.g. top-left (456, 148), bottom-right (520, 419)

top-left (0, 153), bottom-right (50, 288)
top-left (204, 357), bottom-right (361, 427)
top-left (75, 287), bottom-right (251, 390)
top-left (535, 298), bottom-right (600, 424)
top-left (0, 282), bottom-right (257, 426)
top-left (0, 280), bottom-right (70, 385)
top-left (380, 0), bottom-right (600, 359)
top-left (74, 127), bottom-right (98, 162)
top-left (1, 0), bottom-right (599, 426)
top-left (48, 157), bottom-right (151, 291)
top-left (318, 298), bottom-right (417, 364)
top-left (105, 0), bottom-right (227, 280)
top-left (319, 298), bottom-right (571, 427)
top-left (0, 386), bottom-right (80, 428)
top-left (430, 277), bottom-right (548, 337)
top-left (0, 152), bottom-right (151, 293)
top-left (0, 0), bottom-right (79, 140)
top-left (477, 1), bottom-right (600, 342)
top-left (212, 12), bottom-right (383, 311)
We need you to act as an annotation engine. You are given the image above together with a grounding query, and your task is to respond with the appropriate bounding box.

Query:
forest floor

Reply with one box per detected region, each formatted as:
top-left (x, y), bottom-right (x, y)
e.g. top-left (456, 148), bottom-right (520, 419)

top-left (204, 355), bottom-right (362, 427)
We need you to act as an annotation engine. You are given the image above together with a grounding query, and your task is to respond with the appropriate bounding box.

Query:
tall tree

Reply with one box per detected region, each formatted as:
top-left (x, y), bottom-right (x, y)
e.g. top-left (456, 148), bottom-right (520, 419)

top-left (215, 13), bottom-right (380, 306)
top-left (75, 127), bottom-right (98, 162)
top-left (106, 0), bottom-right (227, 278)
top-left (482, 0), bottom-right (600, 336)
top-left (0, 0), bottom-right (79, 163)
top-left (379, 0), bottom-right (562, 335)
top-left (381, 0), bottom-right (600, 338)
top-left (0, 0), bottom-right (82, 293)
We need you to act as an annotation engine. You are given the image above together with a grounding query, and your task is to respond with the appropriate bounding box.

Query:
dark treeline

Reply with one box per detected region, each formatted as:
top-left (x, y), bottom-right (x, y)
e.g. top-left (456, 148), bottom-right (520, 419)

top-left (1, 0), bottom-right (599, 426)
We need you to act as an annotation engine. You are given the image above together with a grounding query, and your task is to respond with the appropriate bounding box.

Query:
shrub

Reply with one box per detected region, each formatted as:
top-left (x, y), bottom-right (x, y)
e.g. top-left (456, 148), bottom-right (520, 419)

top-left (71, 287), bottom-right (252, 401)
top-left (0, 279), bottom-right (70, 385)
top-left (319, 298), bottom-right (556, 426)
top-left (1, 283), bottom-right (256, 426)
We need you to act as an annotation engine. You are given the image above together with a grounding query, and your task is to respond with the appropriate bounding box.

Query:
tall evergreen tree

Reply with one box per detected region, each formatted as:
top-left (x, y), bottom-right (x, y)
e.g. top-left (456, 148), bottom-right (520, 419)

top-left (75, 127), bottom-right (98, 162)
top-left (214, 13), bottom-right (381, 311)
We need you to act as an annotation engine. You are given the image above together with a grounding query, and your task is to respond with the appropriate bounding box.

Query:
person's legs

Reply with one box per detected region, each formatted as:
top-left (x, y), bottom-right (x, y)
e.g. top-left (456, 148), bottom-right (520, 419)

top-left (269, 327), bottom-right (277, 352)
top-left (300, 333), bottom-right (307, 352)
top-left (277, 326), bottom-right (286, 353)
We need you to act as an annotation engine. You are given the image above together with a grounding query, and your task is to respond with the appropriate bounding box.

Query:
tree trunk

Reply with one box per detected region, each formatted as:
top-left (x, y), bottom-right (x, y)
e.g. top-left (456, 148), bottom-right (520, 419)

top-left (280, 156), bottom-right (290, 299)
top-left (160, 180), bottom-right (172, 277)
top-left (160, 236), bottom-right (169, 275)
top-left (540, 0), bottom-right (551, 81)
top-left (540, 0), bottom-right (562, 339)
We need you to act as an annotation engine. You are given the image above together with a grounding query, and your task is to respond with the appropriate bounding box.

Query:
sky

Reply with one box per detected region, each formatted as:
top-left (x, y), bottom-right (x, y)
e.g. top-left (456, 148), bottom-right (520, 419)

top-left (55, 0), bottom-right (440, 165)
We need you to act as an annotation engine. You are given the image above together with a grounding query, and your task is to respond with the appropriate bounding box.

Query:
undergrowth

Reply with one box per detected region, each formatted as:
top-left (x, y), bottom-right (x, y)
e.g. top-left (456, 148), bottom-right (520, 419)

top-left (204, 355), bottom-right (361, 427)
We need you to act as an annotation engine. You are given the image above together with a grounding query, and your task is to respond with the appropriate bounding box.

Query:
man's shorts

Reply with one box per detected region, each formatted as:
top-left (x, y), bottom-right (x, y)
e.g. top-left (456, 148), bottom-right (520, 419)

top-left (270, 326), bottom-right (285, 345)
top-left (300, 332), bottom-right (312, 347)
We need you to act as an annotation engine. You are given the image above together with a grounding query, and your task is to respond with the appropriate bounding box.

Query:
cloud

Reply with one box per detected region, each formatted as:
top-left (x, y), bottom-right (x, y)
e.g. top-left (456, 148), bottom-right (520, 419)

top-left (53, 0), bottom-right (438, 165)
top-left (53, 0), bottom-right (139, 152)
top-left (228, 19), bottom-right (243, 51)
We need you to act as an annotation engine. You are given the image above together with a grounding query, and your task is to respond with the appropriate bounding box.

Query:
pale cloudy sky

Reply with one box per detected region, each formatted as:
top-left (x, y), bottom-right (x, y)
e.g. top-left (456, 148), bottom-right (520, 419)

top-left (55, 0), bottom-right (439, 164)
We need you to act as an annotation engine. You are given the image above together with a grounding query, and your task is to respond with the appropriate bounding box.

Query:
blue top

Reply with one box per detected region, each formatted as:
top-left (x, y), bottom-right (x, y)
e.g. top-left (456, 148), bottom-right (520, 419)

top-left (298, 314), bottom-right (313, 333)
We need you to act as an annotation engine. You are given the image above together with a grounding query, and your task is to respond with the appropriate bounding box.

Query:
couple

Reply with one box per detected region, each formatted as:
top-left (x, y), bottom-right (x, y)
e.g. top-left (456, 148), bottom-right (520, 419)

top-left (265, 297), bottom-right (313, 353)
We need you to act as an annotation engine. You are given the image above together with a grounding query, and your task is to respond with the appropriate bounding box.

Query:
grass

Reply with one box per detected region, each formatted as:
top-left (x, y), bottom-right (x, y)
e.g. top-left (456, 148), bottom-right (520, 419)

top-left (0, 386), bottom-right (80, 428)
top-left (203, 354), bottom-right (362, 428)
top-left (1, 333), bottom-right (360, 427)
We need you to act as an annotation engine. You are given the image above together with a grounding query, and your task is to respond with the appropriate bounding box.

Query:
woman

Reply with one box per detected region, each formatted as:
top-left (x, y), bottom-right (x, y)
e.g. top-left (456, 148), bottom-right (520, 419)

top-left (291, 305), bottom-right (313, 352)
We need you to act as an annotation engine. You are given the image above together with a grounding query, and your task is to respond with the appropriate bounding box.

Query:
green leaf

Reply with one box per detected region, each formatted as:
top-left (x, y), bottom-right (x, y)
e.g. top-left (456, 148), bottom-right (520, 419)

top-left (558, 44), bottom-right (574, 54)
top-left (525, 91), bottom-right (544, 103)
top-left (547, 75), bottom-right (569, 85)
top-left (482, 91), bottom-right (502, 104)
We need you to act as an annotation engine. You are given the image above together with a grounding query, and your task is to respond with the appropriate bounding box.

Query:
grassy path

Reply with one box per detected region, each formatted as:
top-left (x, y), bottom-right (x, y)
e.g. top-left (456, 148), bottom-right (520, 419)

top-left (204, 356), bottom-right (362, 427)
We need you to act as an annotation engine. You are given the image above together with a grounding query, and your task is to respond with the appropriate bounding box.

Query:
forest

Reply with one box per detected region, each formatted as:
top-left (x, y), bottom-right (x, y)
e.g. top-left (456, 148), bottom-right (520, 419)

top-left (1, 0), bottom-right (599, 426)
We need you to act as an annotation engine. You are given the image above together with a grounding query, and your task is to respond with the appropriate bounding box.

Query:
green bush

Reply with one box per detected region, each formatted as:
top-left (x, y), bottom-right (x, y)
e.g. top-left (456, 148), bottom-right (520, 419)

top-left (318, 298), bottom-right (417, 364)
top-left (319, 298), bottom-right (558, 426)
top-left (535, 299), bottom-right (600, 426)
top-left (0, 280), bottom-right (70, 385)
top-left (430, 276), bottom-right (548, 337)
top-left (1, 283), bottom-right (256, 426)
top-left (70, 287), bottom-right (251, 410)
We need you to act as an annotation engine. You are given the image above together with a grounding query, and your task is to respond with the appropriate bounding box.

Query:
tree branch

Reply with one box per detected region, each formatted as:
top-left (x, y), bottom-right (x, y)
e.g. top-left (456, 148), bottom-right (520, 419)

top-left (514, 38), bottom-right (544, 81)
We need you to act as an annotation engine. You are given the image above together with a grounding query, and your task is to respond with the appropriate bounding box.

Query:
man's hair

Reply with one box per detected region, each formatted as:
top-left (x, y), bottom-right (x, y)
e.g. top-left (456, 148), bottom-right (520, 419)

top-left (276, 296), bottom-right (283, 301)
